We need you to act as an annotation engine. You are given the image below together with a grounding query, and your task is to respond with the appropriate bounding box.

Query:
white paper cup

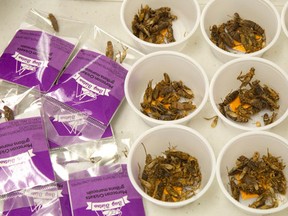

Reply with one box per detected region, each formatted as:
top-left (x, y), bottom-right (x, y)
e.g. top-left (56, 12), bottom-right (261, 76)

top-left (209, 57), bottom-right (288, 131)
top-left (127, 124), bottom-right (216, 208)
top-left (216, 131), bottom-right (288, 215)
top-left (124, 51), bottom-right (209, 127)
top-left (120, 0), bottom-right (200, 53)
top-left (200, 0), bottom-right (281, 62)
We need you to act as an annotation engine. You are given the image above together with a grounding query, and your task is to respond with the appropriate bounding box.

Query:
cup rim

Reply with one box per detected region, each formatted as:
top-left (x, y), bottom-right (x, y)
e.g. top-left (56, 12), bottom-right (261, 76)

top-left (127, 124), bottom-right (216, 208)
top-left (124, 50), bottom-right (209, 126)
top-left (120, 0), bottom-right (201, 49)
top-left (281, 1), bottom-right (288, 38)
top-left (209, 57), bottom-right (288, 131)
top-left (216, 131), bottom-right (288, 214)
top-left (200, 0), bottom-right (281, 59)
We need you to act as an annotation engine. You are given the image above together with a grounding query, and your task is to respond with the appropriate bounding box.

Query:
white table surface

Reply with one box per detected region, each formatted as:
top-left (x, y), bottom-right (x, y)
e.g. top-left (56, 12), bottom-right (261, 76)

top-left (1, 0), bottom-right (288, 215)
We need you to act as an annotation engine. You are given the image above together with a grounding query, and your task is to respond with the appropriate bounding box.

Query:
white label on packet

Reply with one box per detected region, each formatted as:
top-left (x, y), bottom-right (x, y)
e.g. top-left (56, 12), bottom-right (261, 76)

top-left (73, 73), bottom-right (111, 97)
top-left (13, 52), bottom-right (49, 68)
top-left (23, 189), bottom-right (63, 200)
top-left (53, 113), bottom-right (88, 134)
top-left (53, 113), bottom-right (87, 123)
top-left (86, 195), bottom-right (130, 211)
top-left (0, 149), bottom-right (35, 167)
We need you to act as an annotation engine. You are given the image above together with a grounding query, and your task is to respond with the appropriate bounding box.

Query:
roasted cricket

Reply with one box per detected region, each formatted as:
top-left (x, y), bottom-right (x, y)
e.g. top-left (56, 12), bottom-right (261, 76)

top-left (228, 151), bottom-right (286, 209)
top-left (105, 41), bottom-right (128, 64)
top-left (218, 67), bottom-right (279, 126)
top-left (209, 13), bottom-right (265, 53)
top-left (141, 73), bottom-right (196, 120)
top-left (0, 105), bottom-right (14, 121)
top-left (132, 5), bottom-right (177, 44)
top-left (105, 41), bottom-right (114, 60)
top-left (48, 13), bottom-right (59, 32)
top-left (139, 144), bottom-right (202, 202)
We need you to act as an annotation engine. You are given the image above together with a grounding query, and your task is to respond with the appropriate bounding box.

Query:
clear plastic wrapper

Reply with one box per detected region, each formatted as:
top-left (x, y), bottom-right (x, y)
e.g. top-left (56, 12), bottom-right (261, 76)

top-left (114, 130), bottom-right (133, 163)
top-left (0, 80), bottom-right (41, 122)
top-left (0, 183), bottom-right (62, 215)
top-left (50, 133), bottom-right (120, 182)
top-left (0, 81), bottom-right (54, 195)
top-left (0, 9), bottom-right (88, 92)
top-left (43, 96), bottom-right (109, 148)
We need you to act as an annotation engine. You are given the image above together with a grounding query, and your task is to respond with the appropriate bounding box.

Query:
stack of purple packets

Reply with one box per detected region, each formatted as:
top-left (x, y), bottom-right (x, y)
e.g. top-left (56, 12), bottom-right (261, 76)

top-left (0, 9), bottom-right (145, 216)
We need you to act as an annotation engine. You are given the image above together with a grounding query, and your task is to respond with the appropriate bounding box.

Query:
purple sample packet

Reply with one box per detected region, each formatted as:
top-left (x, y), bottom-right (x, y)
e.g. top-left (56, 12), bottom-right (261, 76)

top-left (0, 117), bottom-right (55, 195)
top-left (46, 48), bottom-right (127, 123)
top-left (0, 183), bottom-right (62, 216)
top-left (0, 29), bottom-right (76, 92)
top-left (68, 164), bottom-right (145, 216)
top-left (44, 49), bottom-right (127, 148)
top-left (54, 124), bottom-right (117, 216)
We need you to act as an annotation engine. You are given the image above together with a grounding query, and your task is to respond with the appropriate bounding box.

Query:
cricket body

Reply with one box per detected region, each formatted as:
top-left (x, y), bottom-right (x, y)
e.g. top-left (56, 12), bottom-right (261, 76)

top-left (2, 106), bottom-right (14, 121)
top-left (48, 13), bottom-right (59, 32)
top-left (105, 41), bottom-right (114, 60)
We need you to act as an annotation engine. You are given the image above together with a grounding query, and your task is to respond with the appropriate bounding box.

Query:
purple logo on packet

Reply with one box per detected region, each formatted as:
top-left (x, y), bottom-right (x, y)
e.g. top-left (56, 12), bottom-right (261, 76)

top-left (73, 71), bottom-right (111, 104)
top-left (0, 29), bottom-right (75, 92)
top-left (68, 164), bottom-right (145, 216)
top-left (13, 52), bottom-right (48, 78)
